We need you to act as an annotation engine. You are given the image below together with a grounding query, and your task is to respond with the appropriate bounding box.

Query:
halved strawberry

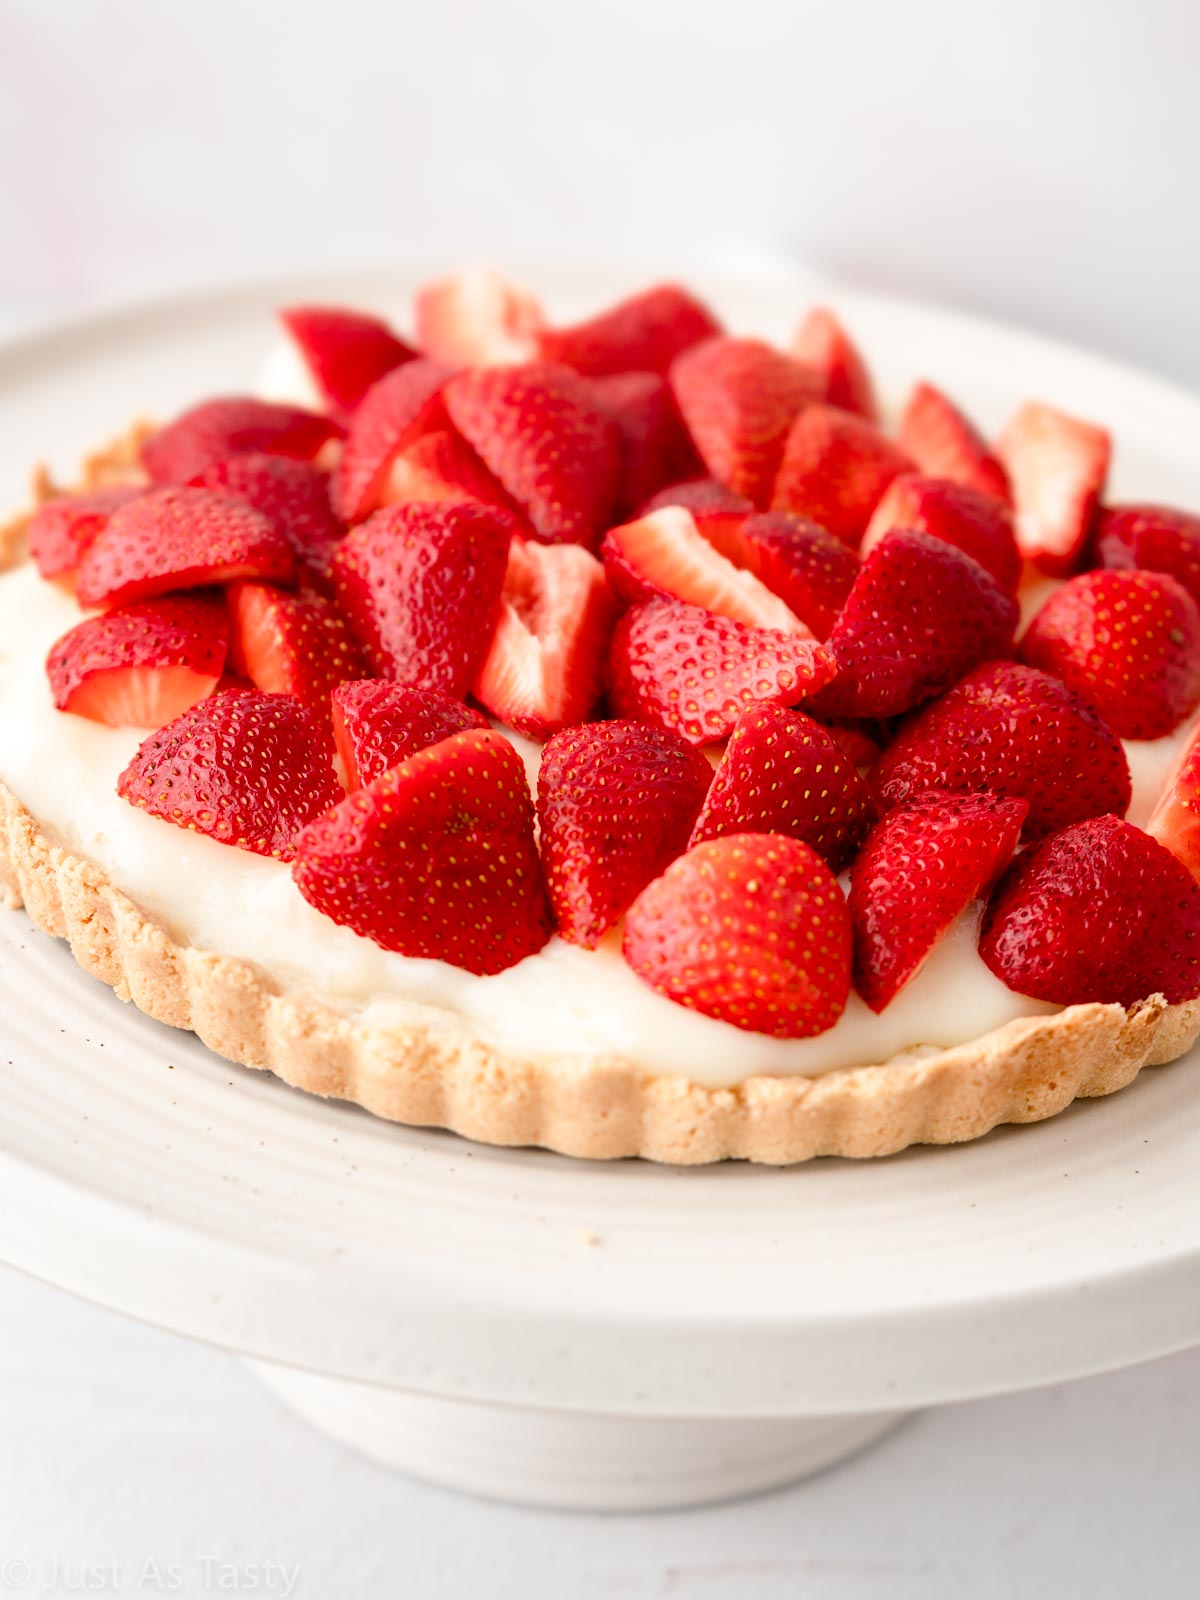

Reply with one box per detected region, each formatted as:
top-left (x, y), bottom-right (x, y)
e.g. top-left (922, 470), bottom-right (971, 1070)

top-left (690, 705), bottom-right (875, 869)
top-left (698, 509), bottom-right (860, 639)
top-left (812, 529), bottom-right (1018, 718)
top-left (980, 814), bottom-right (1200, 1006)
top-left (771, 404), bottom-right (914, 546)
top-left (790, 307), bottom-right (877, 421)
top-left (670, 336), bottom-right (822, 507)
top-left (897, 381), bottom-right (1010, 502)
top-left (46, 593), bottom-right (227, 728)
top-left (28, 487), bottom-right (142, 582)
top-left (75, 486), bottom-right (295, 609)
top-left (850, 791), bottom-right (1028, 1012)
top-left (608, 597), bottom-right (836, 745)
top-left (331, 680), bottom-right (488, 790)
top-left (117, 689), bottom-right (342, 860)
top-left (293, 728), bottom-right (551, 973)
top-left (1148, 729), bottom-right (1200, 881)
top-left (330, 500), bottom-right (512, 694)
top-left (591, 371), bottom-right (701, 515)
top-left (141, 397), bottom-right (342, 485)
top-left (539, 284), bottom-right (721, 377)
top-left (1020, 569), bottom-right (1200, 739)
top-left (637, 478), bottom-right (753, 545)
top-left (442, 362), bottom-right (621, 549)
top-left (995, 400), bottom-right (1110, 574)
top-left (413, 267), bottom-right (545, 366)
top-left (1096, 503), bottom-right (1200, 606)
top-left (190, 454), bottom-right (344, 590)
top-left (333, 358), bottom-right (455, 522)
top-left (874, 661), bottom-right (1132, 839)
top-left (380, 427), bottom-right (522, 520)
top-left (226, 582), bottom-right (367, 710)
top-left (861, 474), bottom-right (1021, 591)
top-left (537, 720), bottom-right (713, 947)
top-left (473, 537), bottom-right (616, 737)
top-left (278, 305), bottom-right (416, 417)
top-left (623, 832), bottom-right (852, 1037)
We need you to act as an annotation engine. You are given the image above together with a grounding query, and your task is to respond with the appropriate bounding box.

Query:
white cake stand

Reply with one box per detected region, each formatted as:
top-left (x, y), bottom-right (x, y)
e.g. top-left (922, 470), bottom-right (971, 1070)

top-left (2, 264), bottom-right (1200, 1511)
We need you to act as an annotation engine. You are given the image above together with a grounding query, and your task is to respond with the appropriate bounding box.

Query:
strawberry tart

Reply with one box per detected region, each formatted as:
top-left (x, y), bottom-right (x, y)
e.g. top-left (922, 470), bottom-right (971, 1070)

top-left (2, 269), bottom-right (1199, 1164)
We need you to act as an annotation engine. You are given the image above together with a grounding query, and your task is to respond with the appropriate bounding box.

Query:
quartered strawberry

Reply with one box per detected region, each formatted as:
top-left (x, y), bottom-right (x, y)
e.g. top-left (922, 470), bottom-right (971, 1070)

top-left (473, 537), bottom-right (616, 737)
top-left (861, 474), bottom-right (1021, 592)
top-left (278, 304), bottom-right (416, 417)
top-left (381, 427), bottom-right (522, 521)
top-left (638, 478), bottom-right (753, 545)
top-left (331, 680), bottom-right (488, 790)
top-left (27, 487), bottom-right (142, 582)
top-left (413, 267), bottom-right (545, 366)
top-left (591, 371), bottom-right (701, 515)
top-left (333, 358), bottom-right (455, 522)
top-left (850, 791), bottom-right (1028, 1012)
top-left (190, 454), bottom-right (345, 589)
top-left (995, 400), bottom-right (1110, 574)
top-left (46, 592), bottom-right (227, 728)
top-left (980, 814), bottom-right (1200, 1006)
top-left (537, 720), bottom-right (713, 947)
top-left (226, 581), bottom-right (367, 711)
top-left (331, 501), bottom-right (512, 695)
top-left (670, 336), bottom-right (822, 507)
top-left (1148, 729), bottom-right (1200, 882)
top-left (812, 529), bottom-right (1018, 719)
top-left (690, 705), bottom-right (875, 869)
top-left (608, 597), bottom-right (836, 745)
top-left (141, 397), bottom-right (342, 484)
top-left (897, 381), bottom-right (1010, 502)
top-left (875, 661), bottom-right (1132, 839)
top-left (790, 307), bottom-right (877, 421)
top-left (75, 486), bottom-right (295, 609)
top-left (1096, 503), bottom-right (1200, 606)
top-left (698, 509), bottom-right (860, 638)
top-left (771, 404), bottom-right (914, 545)
top-left (539, 283), bottom-right (722, 377)
top-left (1020, 569), bottom-right (1200, 739)
top-left (293, 728), bottom-right (551, 974)
top-left (117, 689), bottom-right (342, 860)
top-left (623, 832), bottom-right (852, 1038)
top-left (442, 361), bottom-right (621, 549)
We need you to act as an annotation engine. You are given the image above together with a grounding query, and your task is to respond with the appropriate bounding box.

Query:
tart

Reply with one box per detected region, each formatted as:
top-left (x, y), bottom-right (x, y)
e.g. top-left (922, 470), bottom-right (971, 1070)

top-left (2, 270), bottom-right (1200, 1166)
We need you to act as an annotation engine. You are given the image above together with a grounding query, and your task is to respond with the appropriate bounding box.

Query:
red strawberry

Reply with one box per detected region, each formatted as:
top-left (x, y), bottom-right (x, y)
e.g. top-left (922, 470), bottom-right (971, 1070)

top-left (293, 728), bottom-right (551, 974)
top-left (995, 401), bottom-right (1110, 574)
top-left (670, 336), bottom-right (822, 507)
top-left (141, 397), bottom-right (341, 485)
top-left (442, 362), bottom-right (621, 549)
top-left (190, 454), bottom-right (344, 589)
top-left (623, 833), bottom-right (852, 1038)
top-left (333, 358), bottom-right (455, 522)
top-left (117, 689), bottom-right (342, 860)
top-left (591, 371), bottom-right (701, 515)
top-left (875, 661), bottom-right (1132, 839)
top-left (851, 791), bottom-right (1028, 1011)
top-left (331, 501), bottom-right (512, 694)
top-left (1148, 730), bottom-right (1200, 882)
top-left (331, 680), bottom-right (488, 790)
top-left (771, 404), bottom-right (914, 546)
top-left (861, 474), bottom-right (1021, 592)
top-left (980, 814), bottom-right (1200, 1006)
top-left (226, 582), bottom-right (367, 711)
top-left (790, 306), bottom-right (877, 421)
top-left (638, 478), bottom-right (753, 545)
top-left (1020, 570), bottom-right (1200, 740)
top-left (278, 304), bottom-right (416, 417)
top-left (690, 705), bottom-right (875, 869)
top-left (28, 488), bottom-right (142, 582)
top-left (897, 381), bottom-right (1010, 502)
top-left (812, 529), bottom-right (1018, 718)
top-left (539, 284), bottom-right (721, 377)
top-left (813, 718), bottom-right (883, 767)
top-left (413, 267), bottom-right (545, 366)
top-left (76, 486), bottom-right (295, 609)
top-left (381, 427), bottom-right (522, 521)
top-left (46, 593), bottom-right (227, 728)
top-left (698, 509), bottom-right (860, 638)
top-left (473, 537), bottom-right (616, 738)
top-left (1096, 503), bottom-right (1200, 606)
top-left (537, 720), bottom-right (713, 947)
top-left (608, 597), bottom-right (836, 745)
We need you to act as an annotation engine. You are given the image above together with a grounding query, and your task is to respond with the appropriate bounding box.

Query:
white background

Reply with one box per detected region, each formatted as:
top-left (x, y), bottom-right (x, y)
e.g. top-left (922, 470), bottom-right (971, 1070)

top-left (2, 1), bottom-right (1200, 1594)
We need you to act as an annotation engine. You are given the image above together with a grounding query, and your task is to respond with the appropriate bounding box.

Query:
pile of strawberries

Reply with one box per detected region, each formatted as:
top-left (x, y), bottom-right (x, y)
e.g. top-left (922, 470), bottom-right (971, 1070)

top-left (27, 269), bottom-right (1200, 1039)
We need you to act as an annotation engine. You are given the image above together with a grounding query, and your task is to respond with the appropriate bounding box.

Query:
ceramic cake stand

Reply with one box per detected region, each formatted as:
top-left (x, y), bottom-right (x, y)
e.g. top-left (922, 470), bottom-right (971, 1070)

top-left (2, 265), bottom-right (1200, 1510)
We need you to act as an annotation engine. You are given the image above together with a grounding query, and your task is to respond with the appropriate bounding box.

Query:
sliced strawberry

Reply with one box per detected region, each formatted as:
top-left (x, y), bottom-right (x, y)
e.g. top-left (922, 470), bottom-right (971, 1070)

top-left (141, 397), bottom-right (341, 485)
top-left (538, 284), bottom-right (721, 377)
top-left (812, 529), bottom-right (1018, 718)
top-left (638, 478), bottom-right (753, 545)
top-left (699, 510), bottom-right (860, 638)
top-left (1020, 569), bottom-right (1200, 740)
top-left (790, 307), bottom-right (877, 421)
top-left (690, 705), bottom-right (875, 869)
top-left (608, 597), bottom-right (836, 745)
top-left (278, 305), bottom-right (416, 417)
top-left (333, 358), bottom-right (455, 522)
top-left (190, 454), bottom-right (344, 590)
top-left (381, 427), bottom-right (522, 521)
top-left (226, 581), bottom-right (367, 711)
top-left (1096, 503), bottom-right (1200, 606)
top-left (670, 336), bottom-right (822, 507)
top-left (413, 267), bottom-right (545, 366)
top-left (293, 728), bottom-right (551, 974)
top-left (995, 401), bottom-right (1110, 574)
top-left (331, 680), bottom-right (488, 790)
top-left (75, 486), bottom-right (295, 609)
top-left (28, 487), bottom-right (142, 582)
top-left (330, 500), bottom-right (512, 695)
top-left (875, 661), bottom-right (1131, 839)
top-left (851, 791), bottom-right (1028, 1012)
top-left (537, 720), bottom-right (713, 947)
top-left (117, 689), bottom-right (341, 860)
top-left (771, 404), bottom-right (914, 546)
top-left (442, 362), bottom-right (621, 549)
top-left (980, 814), bottom-right (1200, 1006)
top-left (473, 537), bottom-right (615, 738)
top-left (897, 381), bottom-right (1010, 502)
top-left (1148, 730), bottom-right (1200, 881)
top-left (46, 593), bottom-right (227, 728)
top-left (591, 371), bottom-right (701, 515)
top-left (861, 474), bottom-right (1021, 592)
top-left (623, 833), bottom-right (852, 1037)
